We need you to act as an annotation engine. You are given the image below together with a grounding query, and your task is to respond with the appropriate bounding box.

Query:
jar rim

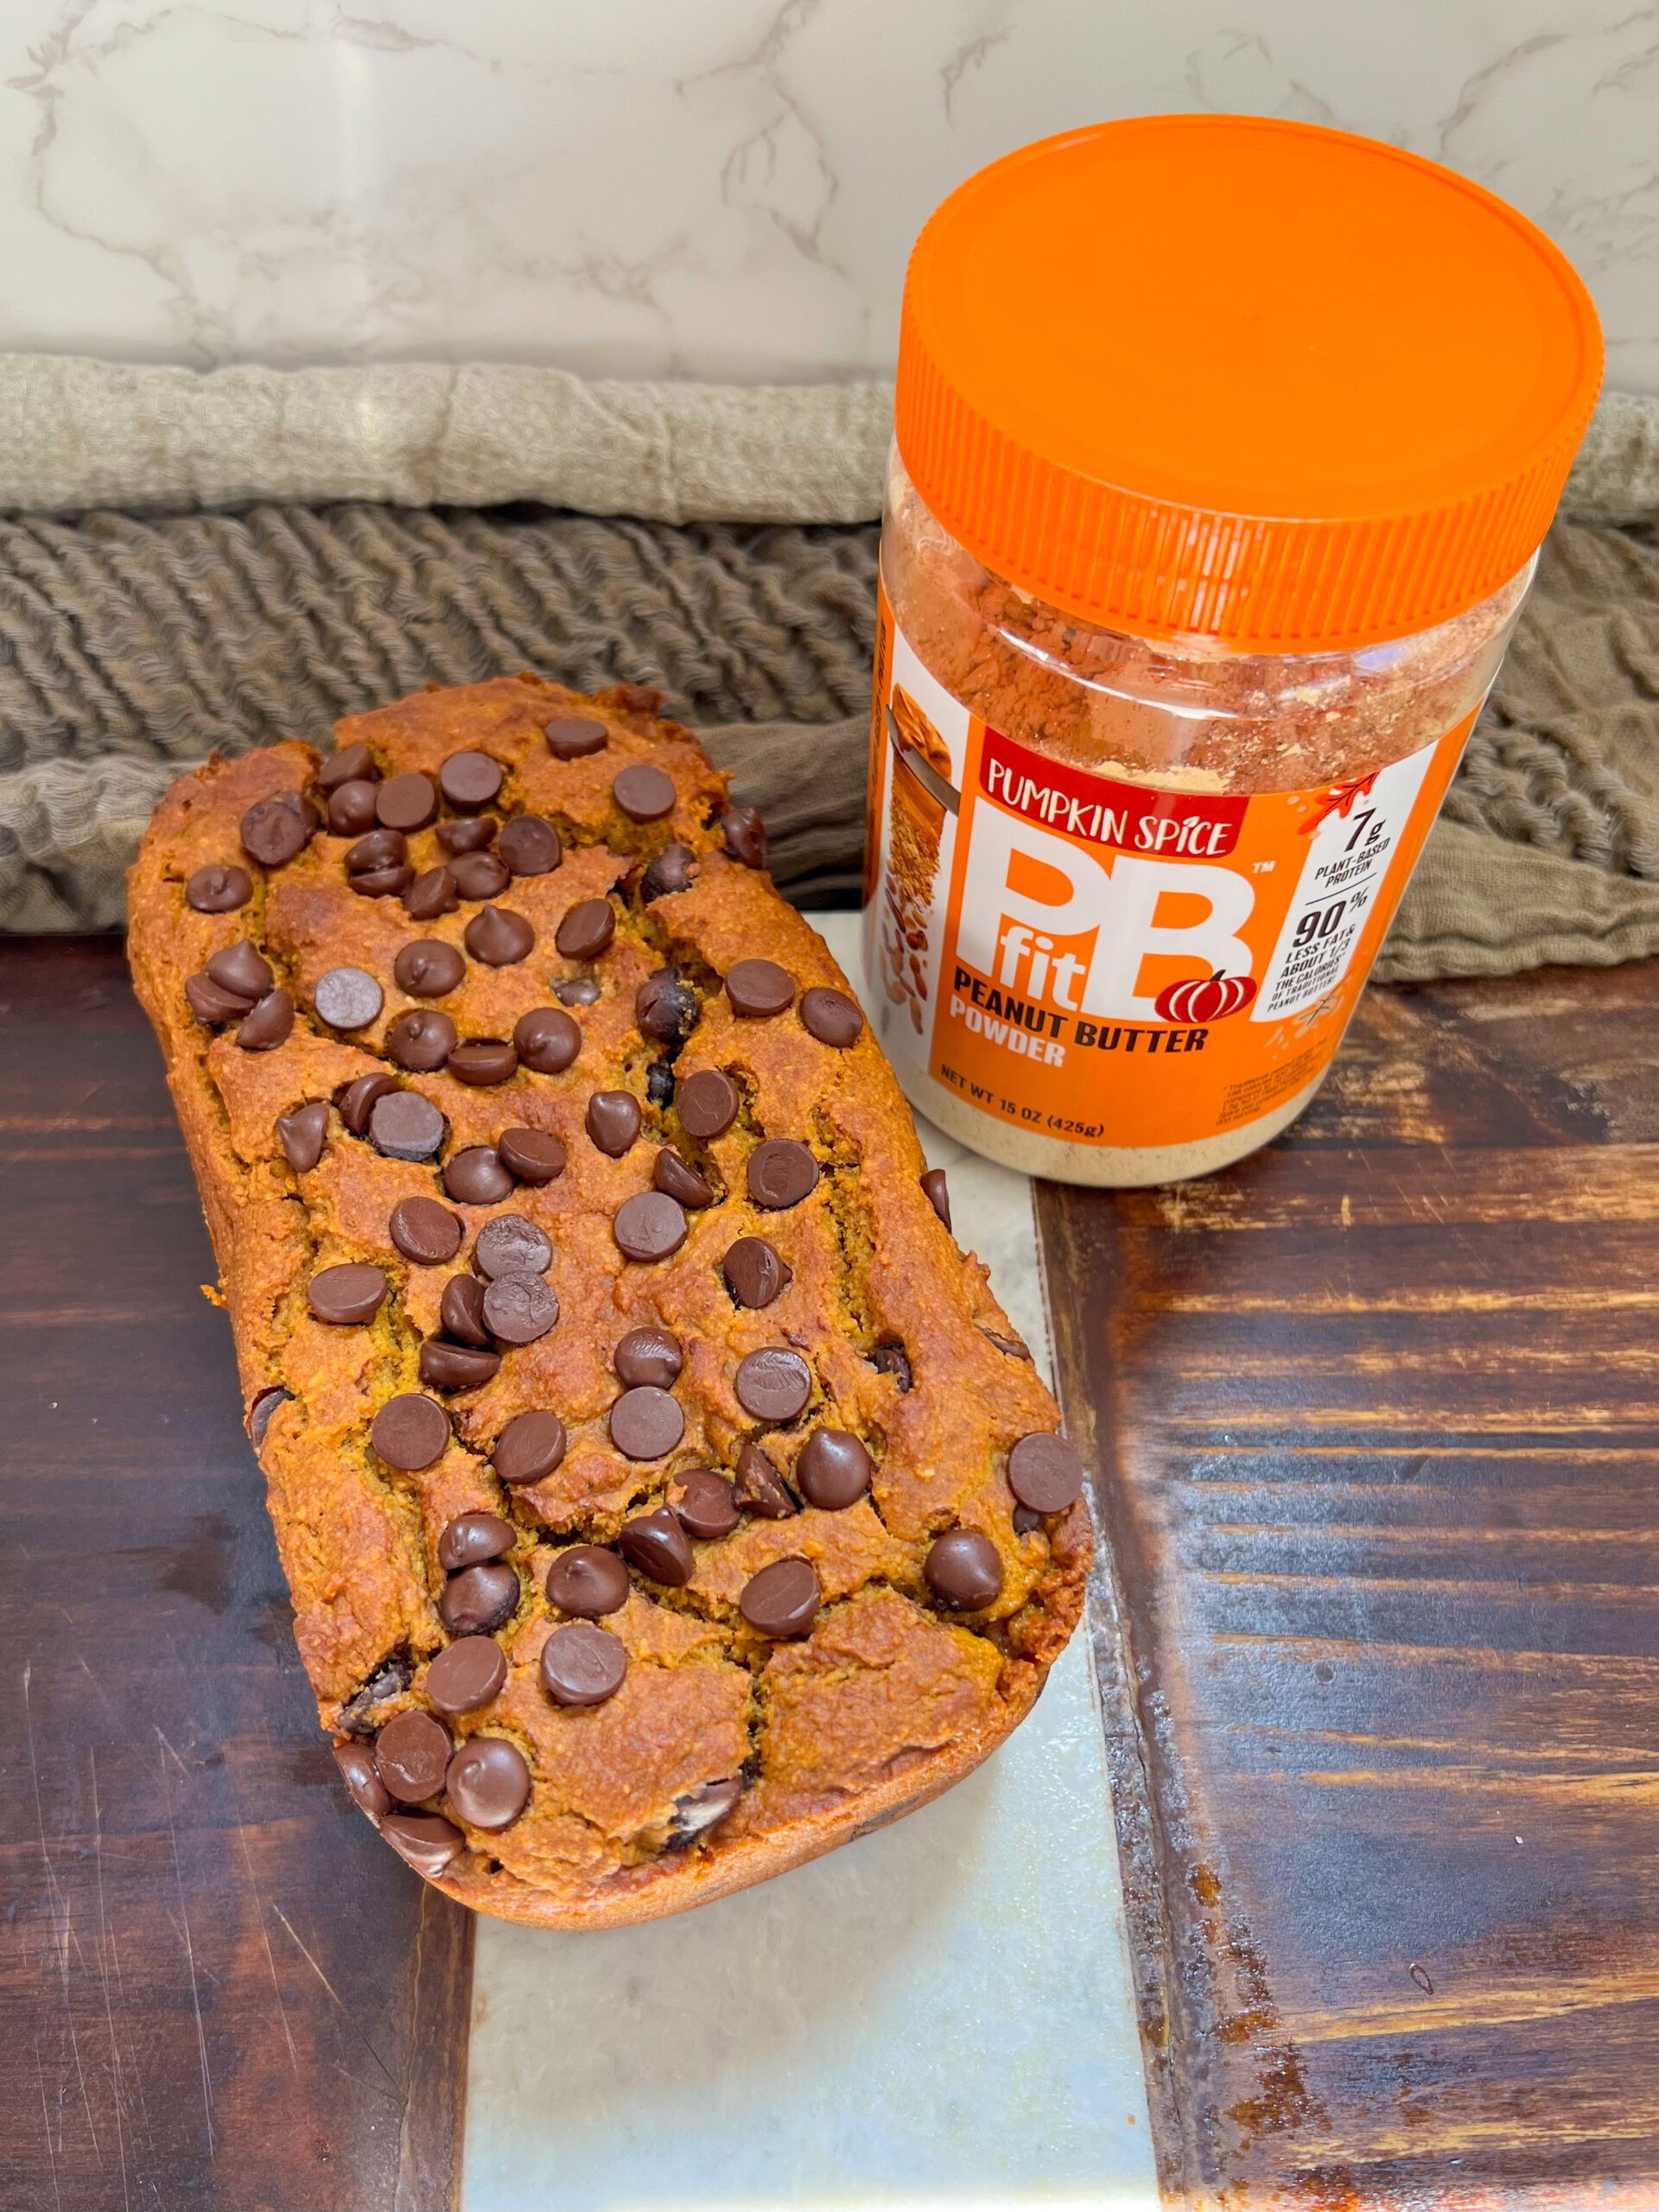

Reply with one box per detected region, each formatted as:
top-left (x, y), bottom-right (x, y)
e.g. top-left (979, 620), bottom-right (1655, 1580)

top-left (897, 117), bottom-right (1601, 652)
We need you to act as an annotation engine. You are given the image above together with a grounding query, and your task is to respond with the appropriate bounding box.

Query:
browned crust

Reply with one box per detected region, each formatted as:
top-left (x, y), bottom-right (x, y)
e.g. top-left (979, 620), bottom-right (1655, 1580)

top-left (128, 677), bottom-right (1089, 1931)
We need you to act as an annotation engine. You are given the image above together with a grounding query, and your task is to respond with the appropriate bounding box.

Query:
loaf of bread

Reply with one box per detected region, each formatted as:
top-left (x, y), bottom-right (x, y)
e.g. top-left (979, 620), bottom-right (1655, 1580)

top-left (127, 676), bottom-right (1090, 1929)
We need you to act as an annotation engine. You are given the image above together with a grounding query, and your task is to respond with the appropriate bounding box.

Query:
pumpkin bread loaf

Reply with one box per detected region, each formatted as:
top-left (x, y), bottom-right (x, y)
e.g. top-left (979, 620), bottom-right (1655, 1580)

top-left (127, 676), bottom-right (1091, 1929)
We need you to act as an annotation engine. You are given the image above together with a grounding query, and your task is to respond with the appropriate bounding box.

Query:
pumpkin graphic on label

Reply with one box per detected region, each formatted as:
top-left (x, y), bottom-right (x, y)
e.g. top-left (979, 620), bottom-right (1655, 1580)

top-left (1154, 969), bottom-right (1259, 1025)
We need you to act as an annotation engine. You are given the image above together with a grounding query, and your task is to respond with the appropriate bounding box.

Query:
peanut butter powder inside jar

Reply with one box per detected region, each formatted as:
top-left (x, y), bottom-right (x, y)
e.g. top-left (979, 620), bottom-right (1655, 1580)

top-left (864, 116), bottom-right (1603, 1185)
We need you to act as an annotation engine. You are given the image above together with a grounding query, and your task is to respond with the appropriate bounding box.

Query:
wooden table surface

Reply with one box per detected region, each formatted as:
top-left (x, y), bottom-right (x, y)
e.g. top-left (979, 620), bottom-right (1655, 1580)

top-left (0, 938), bottom-right (470, 2212)
top-left (1043, 961), bottom-right (1659, 2209)
top-left (6, 936), bottom-right (1659, 2210)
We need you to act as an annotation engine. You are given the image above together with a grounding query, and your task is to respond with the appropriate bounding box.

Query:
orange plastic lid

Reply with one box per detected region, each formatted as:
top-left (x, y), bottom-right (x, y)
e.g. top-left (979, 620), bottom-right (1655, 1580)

top-left (895, 117), bottom-right (1603, 652)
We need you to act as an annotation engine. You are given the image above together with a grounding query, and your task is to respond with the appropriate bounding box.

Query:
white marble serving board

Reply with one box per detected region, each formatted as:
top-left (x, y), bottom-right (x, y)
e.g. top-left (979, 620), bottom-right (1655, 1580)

top-left (462, 912), bottom-right (1156, 2211)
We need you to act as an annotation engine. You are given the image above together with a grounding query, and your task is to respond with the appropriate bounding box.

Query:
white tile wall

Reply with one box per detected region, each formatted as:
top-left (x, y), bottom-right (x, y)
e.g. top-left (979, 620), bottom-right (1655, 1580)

top-left (1, 1), bottom-right (1653, 388)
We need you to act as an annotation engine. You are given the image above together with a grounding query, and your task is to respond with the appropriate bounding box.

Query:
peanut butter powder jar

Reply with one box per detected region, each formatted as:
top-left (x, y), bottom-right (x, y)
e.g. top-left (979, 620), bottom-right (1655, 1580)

top-left (864, 116), bottom-right (1603, 1185)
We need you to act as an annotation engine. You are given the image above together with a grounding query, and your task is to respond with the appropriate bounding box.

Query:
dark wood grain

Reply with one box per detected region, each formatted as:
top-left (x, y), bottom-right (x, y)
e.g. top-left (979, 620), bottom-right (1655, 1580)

top-left (0, 938), bottom-right (473, 2212)
top-left (1042, 963), bottom-right (1659, 2209)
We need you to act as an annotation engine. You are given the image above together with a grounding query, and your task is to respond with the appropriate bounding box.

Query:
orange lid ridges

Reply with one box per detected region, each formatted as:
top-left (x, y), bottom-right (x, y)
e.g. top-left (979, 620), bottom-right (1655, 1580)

top-left (894, 116), bottom-right (1604, 652)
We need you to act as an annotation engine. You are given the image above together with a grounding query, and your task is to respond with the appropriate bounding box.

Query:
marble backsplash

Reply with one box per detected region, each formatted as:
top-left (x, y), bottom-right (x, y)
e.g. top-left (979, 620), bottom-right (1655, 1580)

top-left (2, 0), bottom-right (1653, 390)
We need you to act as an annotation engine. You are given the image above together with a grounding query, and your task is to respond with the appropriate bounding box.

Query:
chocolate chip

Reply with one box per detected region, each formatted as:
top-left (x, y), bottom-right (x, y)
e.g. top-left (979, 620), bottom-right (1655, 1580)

top-left (1013, 1505), bottom-right (1043, 1536)
top-left (338, 1653), bottom-right (412, 1734)
top-left (373, 1709), bottom-right (452, 1802)
top-left (394, 940), bottom-right (466, 998)
top-left (450, 851), bottom-right (511, 901)
top-left (640, 843), bottom-right (695, 900)
top-left (673, 1470), bottom-right (741, 1541)
top-left (474, 1215), bottom-right (551, 1280)
top-left (389, 1196), bottom-right (462, 1266)
top-left (444, 1146), bottom-right (516, 1206)
top-left (337, 1071), bottom-right (399, 1135)
top-left (314, 965), bottom-right (384, 1032)
top-left (438, 1512), bottom-right (514, 1571)
top-left (439, 1272), bottom-right (491, 1344)
top-left (541, 1622), bottom-right (626, 1707)
top-left (377, 772), bottom-right (439, 832)
top-left (481, 1270), bottom-right (559, 1345)
top-left (721, 1236), bottom-right (791, 1309)
top-left (353, 863), bottom-right (417, 899)
top-left (739, 1557), bottom-right (818, 1637)
top-left (1007, 1433), bottom-right (1085, 1514)
top-left (385, 1007), bottom-right (457, 1072)
top-left (925, 1529), bottom-right (1004, 1609)
top-left (646, 1060), bottom-right (675, 1108)
top-left (448, 1038), bottom-right (518, 1087)
top-left (726, 959), bottom-right (794, 1020)
top-left (439, 1560), bottom-right (518, 1636)
top-left (556, 976), bottom-right (601, 1007)
top-left (381, 1809), bottom-right (466, 1876)
top-left (327, 779), bottom-right (380, 836)
top-left (613, 1192), bottom-right (687, 1263)
top-left (747, 1140), bottom-right (818, 1211)
top-left (497, 1128), bottom-right (566, 1184)
top-left (425, 1636), bottom-right (507, 1717)
top-left (319, 742), bottom-right (377, 791)
top-left (276, 1099), bottom-right (330, 1173)
top-left (636, 969), bottom-right (699, 1046)
top-left (508, 1007), bottom-right (578, 1077)
top-left (237, 990), bottom-right (295, 1052)
top-left (618, 1508), bottom-right (694, 1586)
top-left (440, 751), bottom-right (504, 811)
top-left (497, 816), bottom-right (562, 877)
top-left (493, 1409), bottom-right (566, 1487)
top-left (334, 1739), bottom-right (391, 1821)
top-left (667, 1777), bottom-right (742, 1847)
top-left (371, 1393), bottom-right (451, 1472)
top-left (445, 1737), bottom-right (531, 1830)
top-left (208, 940), bottom-right (275, 1000)
top-left (795, 1429), bottom-right (872, 1510)
top-left (241, 792), bottom-right (315, 868)
top-left (347, 828), bottom-right (408, 876)
top-left (555, 898), bottom-right (614, 962)
top-left (608, 1385), bottom-right (684, 1461)
top-left (733, 1443), bottom-right (797, 1519)
top-left (465, 906), bottom-right (535, 966)
top-left (612, 762), bottom-right (676, 822)
top-left (721, 806), bottom-right (768, 869)
top-left (677, 1069), bottom-right (740, 1141)
top-left (371, 1090), bottom-right (445, 1162)
top-left (614, 1327), bottom-right (683, 1389)
top-left (734, 1347), bottom-right (811, 1423)
top-left (308, 1262), bottom-right (387, 1326)
top-left (420, 1339), bottom-right (502, 1389)
top-left (186, 862), bottom-right (253, 912)
top-left (801, 987), bottom-right (864, 1048)
top-left (920, 1168), bottom-right (951, 1230)
top-left (186, 971), bottom-right (257, 1026)
top-left (403, 866), bottom-right (459, 919)
top-left (654, 1148), bottom-right (714, 1208)
top-left (436, 817), bottom-right (498, 855)
top-left (545, 1546), bottom-right (629, 1617)
top-left (544, 715), bottom-right (609, 759)
top-left (587, 1090), bottom-right (641, 1157)
top-left (872, 1344), bottom-right (912, 1391)
top-left (248, 1385), bottom-right (291, 1447)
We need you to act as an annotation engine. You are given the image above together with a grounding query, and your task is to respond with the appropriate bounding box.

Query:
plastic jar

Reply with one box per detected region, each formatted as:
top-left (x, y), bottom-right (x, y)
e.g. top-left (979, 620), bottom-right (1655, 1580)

top-left (863, 117), bottom-right (1603, 1186)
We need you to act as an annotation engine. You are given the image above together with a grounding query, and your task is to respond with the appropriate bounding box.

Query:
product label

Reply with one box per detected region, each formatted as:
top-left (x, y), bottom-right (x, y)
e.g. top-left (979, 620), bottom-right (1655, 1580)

top-left (862, 581), bottom-right (1478, 1151)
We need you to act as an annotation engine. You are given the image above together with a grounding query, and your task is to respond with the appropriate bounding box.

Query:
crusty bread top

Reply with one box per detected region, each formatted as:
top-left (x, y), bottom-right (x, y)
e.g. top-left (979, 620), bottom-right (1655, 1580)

top-left (128, 677), bottom-right (1089, 1929)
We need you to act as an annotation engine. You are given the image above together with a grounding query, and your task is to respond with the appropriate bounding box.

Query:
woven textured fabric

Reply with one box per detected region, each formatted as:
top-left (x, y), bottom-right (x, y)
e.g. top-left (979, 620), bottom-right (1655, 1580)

top-left (2, 490), bottom-right (1658, 981)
